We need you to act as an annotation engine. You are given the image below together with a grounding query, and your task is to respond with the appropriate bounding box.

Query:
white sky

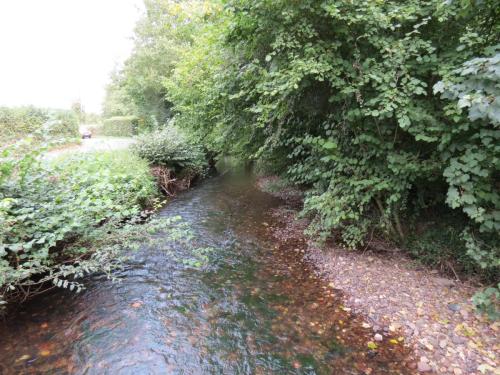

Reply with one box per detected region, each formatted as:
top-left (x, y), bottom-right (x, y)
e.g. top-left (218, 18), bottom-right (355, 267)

top-left (0, 0), bottom-right (143, 113)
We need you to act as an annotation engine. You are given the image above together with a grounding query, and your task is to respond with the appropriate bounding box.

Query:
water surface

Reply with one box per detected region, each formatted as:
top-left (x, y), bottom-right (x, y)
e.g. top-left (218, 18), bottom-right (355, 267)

top-left (0, 172), bottom-right (410, 374)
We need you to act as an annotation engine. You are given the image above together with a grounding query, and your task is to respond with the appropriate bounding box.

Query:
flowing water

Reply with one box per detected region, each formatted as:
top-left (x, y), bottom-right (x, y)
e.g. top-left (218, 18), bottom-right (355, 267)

top-left (0, 171), bottom-right (411, 374)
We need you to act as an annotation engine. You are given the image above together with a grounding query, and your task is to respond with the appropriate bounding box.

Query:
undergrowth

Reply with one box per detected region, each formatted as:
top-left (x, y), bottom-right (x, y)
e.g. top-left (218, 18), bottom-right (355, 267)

top-left (0, 145), bottom-right (162, 310)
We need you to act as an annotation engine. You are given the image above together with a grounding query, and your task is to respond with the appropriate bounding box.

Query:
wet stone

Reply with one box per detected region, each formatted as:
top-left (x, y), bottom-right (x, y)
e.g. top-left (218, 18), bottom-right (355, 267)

top-left (417, 360), bottom-right (432, 373)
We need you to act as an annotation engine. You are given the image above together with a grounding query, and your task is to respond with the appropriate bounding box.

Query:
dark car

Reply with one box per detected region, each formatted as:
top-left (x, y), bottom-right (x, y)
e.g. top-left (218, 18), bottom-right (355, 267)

top-left (81, 130), bottom-right (92, 139)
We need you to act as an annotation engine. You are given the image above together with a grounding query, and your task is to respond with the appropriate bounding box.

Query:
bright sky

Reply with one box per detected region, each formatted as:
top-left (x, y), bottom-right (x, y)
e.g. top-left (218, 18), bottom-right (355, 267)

top-left (0, 0), bottom-right (143, 113)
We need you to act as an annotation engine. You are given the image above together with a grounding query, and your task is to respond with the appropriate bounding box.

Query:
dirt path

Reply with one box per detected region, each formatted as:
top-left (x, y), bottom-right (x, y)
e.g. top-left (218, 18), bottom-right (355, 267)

top-left (258, 176), bottom-right (499, 375)
top-left (46, 137), bottom-right (135, 158)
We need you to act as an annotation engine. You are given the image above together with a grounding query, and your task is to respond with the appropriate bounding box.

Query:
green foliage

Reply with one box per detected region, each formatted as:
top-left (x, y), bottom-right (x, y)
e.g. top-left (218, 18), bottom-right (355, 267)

top-left (0, 147), bottom-right (158, 307)
top-left (404, 215), bottom-right (482, 275)
top-left (0, 106), bottom-right (79, 144)
top-left (434, 52), bottom-right (500, 282)
top-left (102, 116), bottom-right (138, 137)
top-left (115, 0), bottom-right (499, 315)
top-left (102, 0), bottom-right (217, 130)
top-left (102, 69), bottom-right (137, 119)
top-left (472, 284), bottom-right (499, 320)
top-left (172, 0), bottom-right (498, 271)
top-left (132, 124), bottom-right (207, 177)
top-left (181, 246), bottom-right (215, 268)
top-left (41, 110), bottom-right (79, 139)
top-left (0, 106), bottom-right (48, 143)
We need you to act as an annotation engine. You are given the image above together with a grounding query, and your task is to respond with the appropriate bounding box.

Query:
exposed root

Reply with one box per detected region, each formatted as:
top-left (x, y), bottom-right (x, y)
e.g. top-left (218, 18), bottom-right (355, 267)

top-left (150, 165), bottom-right (195, 196)
top-left (151, 166), bottom-right (177, 196)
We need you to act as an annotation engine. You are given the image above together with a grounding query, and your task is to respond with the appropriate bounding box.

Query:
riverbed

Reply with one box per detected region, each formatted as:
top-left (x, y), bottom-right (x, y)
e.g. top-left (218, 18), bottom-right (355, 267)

top-left (0, 171), bottom-right (411, 374)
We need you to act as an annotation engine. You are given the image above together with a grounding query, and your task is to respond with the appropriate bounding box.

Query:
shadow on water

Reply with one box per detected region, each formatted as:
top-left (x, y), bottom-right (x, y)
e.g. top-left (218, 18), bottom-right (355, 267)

top-left (0, 167), bottom-right (412, 374)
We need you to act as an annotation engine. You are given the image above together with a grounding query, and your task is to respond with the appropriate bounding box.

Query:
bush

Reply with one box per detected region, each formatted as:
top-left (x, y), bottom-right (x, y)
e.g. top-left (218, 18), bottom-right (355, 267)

top-left (165, 0), bottom-right (499, 268)
top-left (0, 106), bottom-right (79, 144)
top-left (102, 116), bottom-right (138, 137)
top-left (0, 148), bottom-right (158, 307)
top-left (109, 0), bottom-right (499, 315)
top-left (0, 106), bottom-right (48, 143)
top-left (132, 125), bottom-right (207, 178)
top-left (41, 110), bottom-right (79, 139)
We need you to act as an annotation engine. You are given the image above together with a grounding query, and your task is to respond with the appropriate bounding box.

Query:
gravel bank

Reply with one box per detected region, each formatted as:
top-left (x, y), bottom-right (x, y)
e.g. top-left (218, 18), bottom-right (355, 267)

top-left (258, 176), bottom-right (499, 375)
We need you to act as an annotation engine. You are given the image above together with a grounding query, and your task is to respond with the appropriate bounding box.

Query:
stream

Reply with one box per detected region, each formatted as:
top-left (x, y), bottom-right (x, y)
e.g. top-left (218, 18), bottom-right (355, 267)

top-left (0, 171), bottom-right (411, 374)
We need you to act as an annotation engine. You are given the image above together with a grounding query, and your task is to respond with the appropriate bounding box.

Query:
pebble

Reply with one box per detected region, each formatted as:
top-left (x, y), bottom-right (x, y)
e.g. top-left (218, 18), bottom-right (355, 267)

top-left (417, 361), bottom-right (432, 373)
top-left (435, 277), bottom-right (455, 287)
top-left (274, 207), bottom-right (499, 375)
top-left (407, 362), bottom-right (417, 370)
top-left (451, 335), bottom-right (466, 345)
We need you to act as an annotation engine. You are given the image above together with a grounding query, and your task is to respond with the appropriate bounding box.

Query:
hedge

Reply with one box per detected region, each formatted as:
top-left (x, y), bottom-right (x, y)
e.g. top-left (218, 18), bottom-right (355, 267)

top-left (102, 116), bottom-right (138, 137)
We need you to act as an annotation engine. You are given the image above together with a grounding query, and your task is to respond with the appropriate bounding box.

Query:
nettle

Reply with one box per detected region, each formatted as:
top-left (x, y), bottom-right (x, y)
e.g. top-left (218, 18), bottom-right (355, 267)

top-left (435, 51), bottom-right (499, 238)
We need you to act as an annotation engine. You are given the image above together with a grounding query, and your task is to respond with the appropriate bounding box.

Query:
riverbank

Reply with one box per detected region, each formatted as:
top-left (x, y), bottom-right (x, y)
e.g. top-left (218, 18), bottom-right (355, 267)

top-left (257, 176), bottom-right (499, 375)
top-left (0, 148), bottom-right (158, 311)
top-left (0, 172), bottom-right (415, 374)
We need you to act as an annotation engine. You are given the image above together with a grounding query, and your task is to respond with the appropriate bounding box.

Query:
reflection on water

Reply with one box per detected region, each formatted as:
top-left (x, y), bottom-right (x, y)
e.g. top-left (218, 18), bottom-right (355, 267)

top-left (0, 171), bottom-right (411, 374)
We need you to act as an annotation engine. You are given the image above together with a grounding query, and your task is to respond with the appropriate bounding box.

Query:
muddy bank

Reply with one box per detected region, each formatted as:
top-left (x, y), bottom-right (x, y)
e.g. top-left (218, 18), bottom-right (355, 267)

top-left (257, 177), bottom-right (499, 375)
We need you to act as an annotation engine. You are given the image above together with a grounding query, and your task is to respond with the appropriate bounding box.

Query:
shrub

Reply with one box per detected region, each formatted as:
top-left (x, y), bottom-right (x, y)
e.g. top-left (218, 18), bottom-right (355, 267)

top-left (102, 116), bottom-right (138, 137)
top-left (132, 125), bottom-right (207, 178)
top-left (168, 0), bottom-right (498, 266)
top-left (0, 106), bottom-right (79, 144)
top-left (0, 148), bottom-right (158, 307)
top-left (41, 110), bottom-right (79, 139)
top-left (0, 106), bottom-right (48, 143)
top-left (109, 0), bottom-right (500, 315)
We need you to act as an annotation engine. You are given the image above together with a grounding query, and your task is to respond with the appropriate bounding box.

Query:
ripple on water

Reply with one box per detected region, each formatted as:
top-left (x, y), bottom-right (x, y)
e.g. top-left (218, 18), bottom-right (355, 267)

top-left (0, 172), bottom-right (412, 374)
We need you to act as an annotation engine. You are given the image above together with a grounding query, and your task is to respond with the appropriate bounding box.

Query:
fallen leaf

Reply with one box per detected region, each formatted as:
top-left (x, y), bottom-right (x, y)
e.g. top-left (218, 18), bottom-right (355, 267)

top-left (367, 341), bottom-right (378, 350)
